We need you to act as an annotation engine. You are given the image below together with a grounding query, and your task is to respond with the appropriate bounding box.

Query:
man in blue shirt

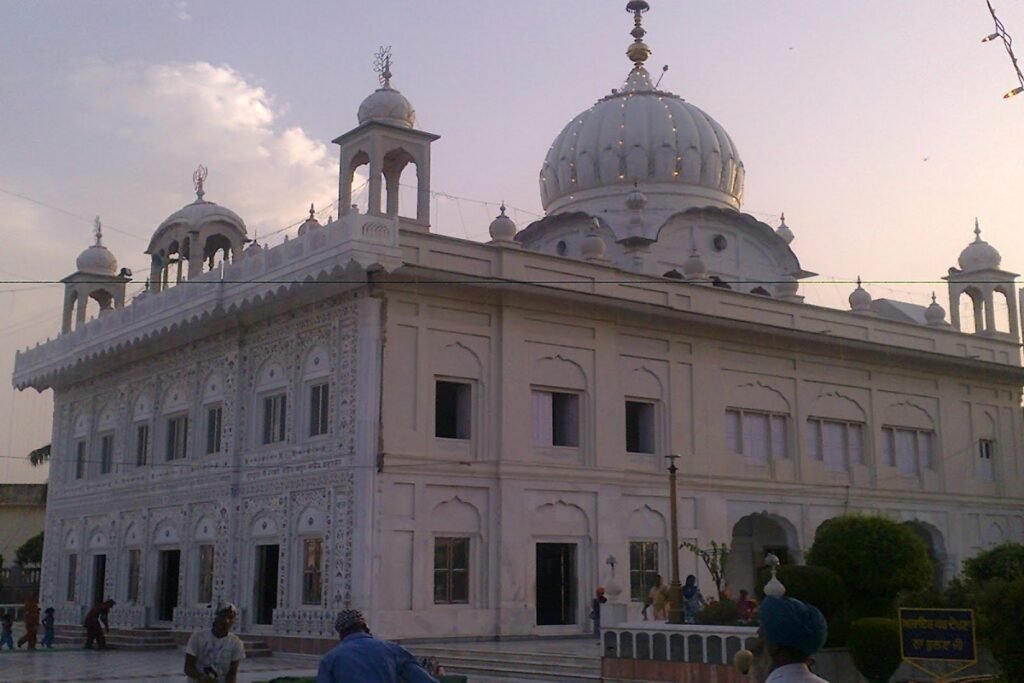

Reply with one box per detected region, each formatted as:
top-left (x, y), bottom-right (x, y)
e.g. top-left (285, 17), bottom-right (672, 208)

top-left (317, 610), bottom-right (438, 683)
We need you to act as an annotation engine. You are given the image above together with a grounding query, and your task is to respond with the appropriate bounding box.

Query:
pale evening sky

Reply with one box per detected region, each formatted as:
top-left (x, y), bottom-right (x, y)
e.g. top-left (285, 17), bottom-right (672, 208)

top-left (1, 1), bottom-right (1022, 484)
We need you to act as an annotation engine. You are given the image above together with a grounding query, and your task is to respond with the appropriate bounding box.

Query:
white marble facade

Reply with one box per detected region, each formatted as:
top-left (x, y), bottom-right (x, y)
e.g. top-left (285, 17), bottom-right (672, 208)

top-left (14, 5), bottom-right (1024, 642)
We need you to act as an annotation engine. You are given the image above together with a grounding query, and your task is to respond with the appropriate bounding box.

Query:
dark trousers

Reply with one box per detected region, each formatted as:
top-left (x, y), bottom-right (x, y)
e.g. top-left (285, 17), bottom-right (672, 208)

top-left (40, 626), bottom-right (55, 647)
top-left (17, 626), bottom-right (37, 649)
top-left (84, 622), bottom-right (106, 649)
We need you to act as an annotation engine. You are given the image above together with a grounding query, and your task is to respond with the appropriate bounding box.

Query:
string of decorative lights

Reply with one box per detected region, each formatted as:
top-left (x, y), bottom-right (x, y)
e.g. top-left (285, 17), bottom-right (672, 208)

top-left (982, 0), bottom-right (1024, 99)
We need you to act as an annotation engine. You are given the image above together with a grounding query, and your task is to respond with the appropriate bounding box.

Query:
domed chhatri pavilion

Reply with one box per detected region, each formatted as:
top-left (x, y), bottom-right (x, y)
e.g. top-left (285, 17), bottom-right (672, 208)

top-left (14, 3), bottom-right (1024, 645)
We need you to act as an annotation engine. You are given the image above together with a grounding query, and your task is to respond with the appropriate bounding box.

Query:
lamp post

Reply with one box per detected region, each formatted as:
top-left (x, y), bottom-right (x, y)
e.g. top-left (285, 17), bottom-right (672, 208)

top-left (665, 454), bottom-right (683, 624)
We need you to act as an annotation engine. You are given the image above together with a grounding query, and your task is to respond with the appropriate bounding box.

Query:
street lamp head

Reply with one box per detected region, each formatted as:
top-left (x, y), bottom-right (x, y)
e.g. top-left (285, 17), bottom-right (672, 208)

top-left (664, 453), bottom-right (680, 473)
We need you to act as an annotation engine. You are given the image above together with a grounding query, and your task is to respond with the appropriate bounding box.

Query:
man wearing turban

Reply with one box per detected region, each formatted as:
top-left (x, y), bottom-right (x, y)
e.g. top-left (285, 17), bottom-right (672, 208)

top-left (317, 609), bottom-right (438, 683)
top-left (743, 595), bottom-right (830, 682)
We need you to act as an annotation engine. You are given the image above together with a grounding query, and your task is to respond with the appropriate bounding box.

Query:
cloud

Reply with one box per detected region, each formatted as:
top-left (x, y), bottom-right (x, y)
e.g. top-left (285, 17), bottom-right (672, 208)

top-left (67, 60), bottom-right (337, 237)
top-left (174, 0), bottom-right (192, 21)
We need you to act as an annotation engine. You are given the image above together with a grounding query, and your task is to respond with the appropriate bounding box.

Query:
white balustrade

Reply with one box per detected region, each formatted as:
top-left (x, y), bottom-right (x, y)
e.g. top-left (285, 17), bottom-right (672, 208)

top-left (602, 622), bottom-right (757, 666)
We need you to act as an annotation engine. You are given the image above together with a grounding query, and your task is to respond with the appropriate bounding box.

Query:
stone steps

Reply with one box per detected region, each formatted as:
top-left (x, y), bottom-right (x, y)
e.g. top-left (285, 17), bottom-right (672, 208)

top-left (238, 635), bottom-right (273, 658)
top-left (411, 644), bottom-right (602, 682)
top-left (56, 625), bottom-right (177, 650)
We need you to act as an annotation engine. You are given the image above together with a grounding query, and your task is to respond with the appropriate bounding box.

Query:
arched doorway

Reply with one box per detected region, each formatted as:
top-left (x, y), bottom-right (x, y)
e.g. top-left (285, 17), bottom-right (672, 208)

top-left (903, 521), bottom-right (946, 589)
top-left (726, 513), bottom-right (800, 594)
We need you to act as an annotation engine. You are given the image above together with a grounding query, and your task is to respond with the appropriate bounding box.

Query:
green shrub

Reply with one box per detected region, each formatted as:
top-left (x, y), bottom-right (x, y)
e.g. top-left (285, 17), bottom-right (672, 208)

top-left (15, 532), bottom-right (43, 567)
top-left (963, 542), bottom-right (1024, 583)
top-left (807, 515), bottom-right (932, 620)
top-left (754, 564), bottom-right (847, 622)
top-left (694, 597), bottom-right (740, 625)
top-left (847, 617), bottom-right (901, 683)
top-left (958, 545), bottom-right (1024, 683)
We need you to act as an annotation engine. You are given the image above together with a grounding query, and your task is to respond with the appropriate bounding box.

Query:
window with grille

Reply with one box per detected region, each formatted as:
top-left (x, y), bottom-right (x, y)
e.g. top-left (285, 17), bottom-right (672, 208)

top-left (978, 439), bottom-right (995, 481)
top-left (806, 418), bottom-right (865, 471)
top-left (625, 401), bottom-right (656, 454)
top-left (99, 433), bottom-right (114, 474)
top-left (726, 408), bottom-right (788, 463)
top-left (629, 541), bottom-right (660, 602)
top-left (262, 393), bottom-right (286, 444)
top-left (66, 553), bottom-right (78, 602)
top-left (135, 424), bottom-right (149, 467)
top-left (166, 415), bottom-right (189, 461)
top-left (435, 380), bottom-right (471, 439)
top-left (532, 390), bottom-right (580, 447)
top-left (197, 544), bottom-right (214, 603)
top-left (309, 383), bottom-right (330, 438)
top-left (127, 549), bottom-right (141, 604)
top-left (302, 538), bottom-right (324, 605)
top-left (882, 426), bottom-right (934, 475)
top-left (75, 440), bottom-right (86, 479)
top-left (433, 537), bottom-right (470, 604)
top-left (205, 405), bottom-right (222, 454)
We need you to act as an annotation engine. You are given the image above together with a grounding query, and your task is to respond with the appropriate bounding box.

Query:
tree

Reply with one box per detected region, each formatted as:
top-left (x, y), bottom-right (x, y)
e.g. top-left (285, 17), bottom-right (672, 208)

top-left (681, 540), bottom-right (729, 597)
top-left (958, 542), bottom-right (1024, 682)
top-left (27, 444), bottom-right (50, 466)
top-left (15, 532), bottom-right (43, 567)
top-left (806, 514), bottom-right (932, 619)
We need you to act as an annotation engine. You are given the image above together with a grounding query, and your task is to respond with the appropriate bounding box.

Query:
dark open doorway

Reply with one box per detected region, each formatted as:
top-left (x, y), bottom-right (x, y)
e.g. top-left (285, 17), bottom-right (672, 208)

top-left (157, 549), bottom-right (180, 622)
top-left (536, 542), bottom-right (577, 625)
top-left (92, 554), bottom-right (106, 605)
top-left (254, 544), bottom-right (279, 625)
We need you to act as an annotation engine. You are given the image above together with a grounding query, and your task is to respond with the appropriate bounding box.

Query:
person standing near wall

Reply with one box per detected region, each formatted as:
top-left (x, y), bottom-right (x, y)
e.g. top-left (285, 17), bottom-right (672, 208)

top-left (82, 599), bottom-right (115, 650)
top-left (17, 595), bottom-right (40, 650)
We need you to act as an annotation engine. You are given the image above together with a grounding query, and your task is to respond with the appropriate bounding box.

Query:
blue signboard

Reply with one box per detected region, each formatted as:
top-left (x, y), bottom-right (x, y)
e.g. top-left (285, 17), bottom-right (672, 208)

top-left (898, 608), bottom-right (976, 662)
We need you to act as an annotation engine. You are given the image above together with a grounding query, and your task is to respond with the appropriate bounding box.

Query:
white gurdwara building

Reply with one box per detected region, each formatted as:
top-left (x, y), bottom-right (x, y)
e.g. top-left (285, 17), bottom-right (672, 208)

top-left (14, 3), bottom-right (1024, 644)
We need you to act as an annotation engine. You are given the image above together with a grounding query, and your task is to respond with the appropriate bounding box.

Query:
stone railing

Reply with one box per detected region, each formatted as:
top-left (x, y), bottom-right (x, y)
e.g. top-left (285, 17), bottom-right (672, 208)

top-left (271, 607), bottom-right (337, 637)
top-left (109, 604), bottom-right (148, 629)
top-left (603, 622), bottom-right (757, 665)
top-left (13, 211), bottom-right (402, 389)
top-left (174, 605), bottom-right (215, 631)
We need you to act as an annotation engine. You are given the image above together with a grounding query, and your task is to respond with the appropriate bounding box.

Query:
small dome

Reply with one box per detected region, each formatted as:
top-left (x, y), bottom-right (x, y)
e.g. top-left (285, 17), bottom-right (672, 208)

top-left (149, 197), bottom-right (246, 254)
top-left (625, 184), bottom-right (647, 211)
top-left (297, 204), bottom-right (322, 236)
top-left (357, 86), bottom-right (416, 129)
top-left (925, 292), bottom-right (948, 326)
top-left (76, 217), bottom-right (119, 276)
top-left (488, 203), bottom-right (517, 242)
top-left (958, 220), bottom-right (1001, 271)
top-left (77, 244), bottom-right (118, 276)
top-left (849, 277), bottom-right (872, 313)
top-left (775, 213), bottom-right (794, 245)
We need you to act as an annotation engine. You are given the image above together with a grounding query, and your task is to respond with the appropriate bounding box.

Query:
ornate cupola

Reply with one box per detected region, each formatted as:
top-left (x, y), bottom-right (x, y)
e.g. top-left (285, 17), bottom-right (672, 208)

top-left (334, 47), bottom-right (439, 229)
top-left (61, 217), bottom-right (131, 333)
top-left (944, 219), bottom-right (1019, 338)
top-left (146, 166), bottom-right (248, 292)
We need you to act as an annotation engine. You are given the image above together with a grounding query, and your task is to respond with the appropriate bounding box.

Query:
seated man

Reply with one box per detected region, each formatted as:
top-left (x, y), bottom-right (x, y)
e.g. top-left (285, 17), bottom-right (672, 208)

top-left (317, 610), bottom-right (438, 683)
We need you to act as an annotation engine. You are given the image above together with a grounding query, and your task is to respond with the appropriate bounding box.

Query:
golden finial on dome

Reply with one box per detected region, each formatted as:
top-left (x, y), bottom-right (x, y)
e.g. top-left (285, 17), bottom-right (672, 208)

top-left (93, 215), bottom-right (103, 246)
top-left (193, 164), bottom-right (208, 201)
top-left (626, 1), bottom-right (652, 66)
top-left (374, 45), bottom-right (393, 88)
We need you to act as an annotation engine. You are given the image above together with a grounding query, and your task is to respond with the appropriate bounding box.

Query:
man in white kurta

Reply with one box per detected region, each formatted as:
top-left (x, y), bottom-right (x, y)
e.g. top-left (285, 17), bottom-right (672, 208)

top-left (184, 604), bottom-right (246, 683)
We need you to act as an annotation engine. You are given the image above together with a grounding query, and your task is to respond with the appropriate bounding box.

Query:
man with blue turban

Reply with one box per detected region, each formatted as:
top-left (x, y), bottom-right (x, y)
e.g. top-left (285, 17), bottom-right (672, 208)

top-left (742, 595), bottom-right (830, 682)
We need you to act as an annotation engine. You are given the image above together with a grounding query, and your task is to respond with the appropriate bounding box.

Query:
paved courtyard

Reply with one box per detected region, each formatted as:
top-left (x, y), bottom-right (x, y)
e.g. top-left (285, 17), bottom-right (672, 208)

top-left (0, 645), bottom-right (319, 683)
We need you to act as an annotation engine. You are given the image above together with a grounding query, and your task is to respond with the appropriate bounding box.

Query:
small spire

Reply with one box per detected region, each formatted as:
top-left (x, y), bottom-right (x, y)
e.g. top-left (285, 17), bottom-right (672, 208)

top-left (93, 216), bottom-right (103, 246)
top-left (974, 217), bottom-right (982, 242)
top-left (374, 46), bottom-right (394, 88)
top-left (931, 291), bottom-right (937, 304)
top-left (193, 164), bottom-right (208, 200)
top-left (625, 1), bottom-right (652, 67)
top-left (309, 203), bottom-right (316, 220)
top-left (499, 201), bottom-right (507, 216)
top-left (856, 275), bottom-right (862, 288)
top-left (780, 211), bottom-right (786, 224)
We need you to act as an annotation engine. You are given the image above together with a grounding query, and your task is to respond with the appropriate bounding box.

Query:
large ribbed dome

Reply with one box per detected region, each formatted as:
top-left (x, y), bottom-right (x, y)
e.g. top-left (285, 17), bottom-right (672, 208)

top-left (539, 65), bottom-right (745, 214)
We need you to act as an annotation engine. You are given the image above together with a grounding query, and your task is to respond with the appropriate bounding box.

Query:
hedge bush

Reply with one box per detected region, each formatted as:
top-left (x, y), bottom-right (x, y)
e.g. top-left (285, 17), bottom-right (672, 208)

top-left (847, 617), bottom-right (901, 683)
top-left (806, 515), bottom-right (932, 619)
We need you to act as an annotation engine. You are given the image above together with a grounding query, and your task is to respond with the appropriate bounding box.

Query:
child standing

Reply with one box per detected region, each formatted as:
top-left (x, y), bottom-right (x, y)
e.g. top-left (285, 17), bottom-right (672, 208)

top-left (0, 611), bottom-right (14, 650)
top-left (590, 586), bottom-right (608, 638)
top-left (40, 607), bottom-right (56, 648)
